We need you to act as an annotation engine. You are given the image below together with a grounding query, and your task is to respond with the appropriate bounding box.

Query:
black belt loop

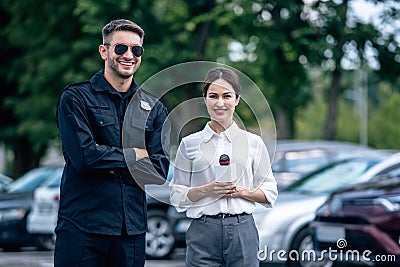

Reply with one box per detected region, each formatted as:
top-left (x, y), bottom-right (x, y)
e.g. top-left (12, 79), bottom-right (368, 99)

top-left (236, 214), bottom-right (241, 223)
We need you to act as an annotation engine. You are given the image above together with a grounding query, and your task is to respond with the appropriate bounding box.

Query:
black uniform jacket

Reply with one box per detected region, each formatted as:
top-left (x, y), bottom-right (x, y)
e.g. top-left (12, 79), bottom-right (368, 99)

top-left (56, 70), bottom-right (170, 235)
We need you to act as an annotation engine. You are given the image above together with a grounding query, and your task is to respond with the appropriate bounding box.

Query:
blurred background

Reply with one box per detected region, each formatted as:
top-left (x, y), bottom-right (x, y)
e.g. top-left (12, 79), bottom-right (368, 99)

top-left (0, 1), bottom-right (400, 265)
top-left (0, 0), bottom-right (399, 180)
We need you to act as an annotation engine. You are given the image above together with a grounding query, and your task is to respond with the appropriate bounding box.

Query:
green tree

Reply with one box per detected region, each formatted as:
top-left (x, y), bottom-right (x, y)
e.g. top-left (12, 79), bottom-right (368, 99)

top-left (295, 68), bottom-right (359, 143)
top-left (0, 5), bottom-right (28, 176)
top-left (0, 0), bottom-right (235, 174)
top-left (369, 85), bottom-right (400, 149)
top-left (306, 0), bottom-right (400, 140)
top-left (1, 0), bottom-right (399, 175)
top-left (0, 0), bottom-right (89, 176)
top-left (217, 0), bottom-right (314, 138)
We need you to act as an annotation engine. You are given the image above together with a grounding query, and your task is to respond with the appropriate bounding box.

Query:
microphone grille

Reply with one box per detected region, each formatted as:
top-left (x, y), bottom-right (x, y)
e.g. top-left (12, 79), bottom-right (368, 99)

top-left (219, 154), bottom-right (230, 165)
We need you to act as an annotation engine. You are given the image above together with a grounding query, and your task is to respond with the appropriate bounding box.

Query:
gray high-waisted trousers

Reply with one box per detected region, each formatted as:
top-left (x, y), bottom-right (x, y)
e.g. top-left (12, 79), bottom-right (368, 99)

top-left (185, 213), bottom-right (259, 267)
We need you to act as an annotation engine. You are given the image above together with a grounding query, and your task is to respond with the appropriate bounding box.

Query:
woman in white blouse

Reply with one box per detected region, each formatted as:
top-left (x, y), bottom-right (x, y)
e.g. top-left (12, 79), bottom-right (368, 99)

top-left (170, 67), bottom-right (278, 267)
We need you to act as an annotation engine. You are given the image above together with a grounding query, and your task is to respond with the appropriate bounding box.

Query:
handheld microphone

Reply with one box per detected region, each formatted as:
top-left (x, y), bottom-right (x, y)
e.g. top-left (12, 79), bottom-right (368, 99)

top-left (215, 154), bottom-right (236, 182)
top-left (219, 154), bottom-right (230, 165)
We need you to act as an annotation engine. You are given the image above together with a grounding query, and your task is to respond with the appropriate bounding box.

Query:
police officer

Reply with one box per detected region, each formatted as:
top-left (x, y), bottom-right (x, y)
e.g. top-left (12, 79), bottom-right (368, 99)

top-left (55, 19), bottom-right (170, 267)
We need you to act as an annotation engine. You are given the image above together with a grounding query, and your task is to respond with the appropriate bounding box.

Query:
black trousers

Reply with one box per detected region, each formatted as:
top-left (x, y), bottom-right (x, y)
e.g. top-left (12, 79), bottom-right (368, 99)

top-left (54, 220), bottom-right (146, 267)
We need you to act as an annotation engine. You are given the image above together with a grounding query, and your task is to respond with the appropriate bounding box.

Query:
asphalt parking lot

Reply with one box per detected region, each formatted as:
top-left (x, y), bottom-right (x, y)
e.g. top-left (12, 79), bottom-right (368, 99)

top-left (0, 249), bottom-right (186, 267)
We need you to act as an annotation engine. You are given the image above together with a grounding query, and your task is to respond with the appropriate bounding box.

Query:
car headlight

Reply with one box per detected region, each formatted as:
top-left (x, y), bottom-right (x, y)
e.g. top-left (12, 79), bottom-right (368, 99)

top-left (384, 195), bottom-right (400, 211)
top-left (328, 196), bottom-right (343, 214)
top-left (348, 196), bottom-right (400, 212)
top-left (0, 208), bottom-right (27, 222)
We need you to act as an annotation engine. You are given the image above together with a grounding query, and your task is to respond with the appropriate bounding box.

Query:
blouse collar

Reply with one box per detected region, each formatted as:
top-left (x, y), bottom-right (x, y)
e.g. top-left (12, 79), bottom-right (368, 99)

top-left (204, 122), bottom-right (240, 143)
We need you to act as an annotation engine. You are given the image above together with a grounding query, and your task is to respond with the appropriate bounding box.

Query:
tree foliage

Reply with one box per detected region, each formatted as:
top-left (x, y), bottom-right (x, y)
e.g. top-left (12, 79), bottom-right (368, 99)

top-left (369, 85), bottom-right (400, 149)
top-left (0, 0), bottom-right (399, 175)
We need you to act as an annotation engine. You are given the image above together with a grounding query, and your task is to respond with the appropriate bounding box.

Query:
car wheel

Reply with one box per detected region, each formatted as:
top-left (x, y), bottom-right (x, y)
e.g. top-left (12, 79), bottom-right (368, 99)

top-left (146, 209), bottom-right (175, 259)
top-left (35, 234), bottom-right (56, 251)
top-left (288, 227), bottom-right (333, 267)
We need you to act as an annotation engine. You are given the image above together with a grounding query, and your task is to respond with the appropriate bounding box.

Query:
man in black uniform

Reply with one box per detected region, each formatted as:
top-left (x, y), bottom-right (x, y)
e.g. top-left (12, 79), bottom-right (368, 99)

top-left (55, 19), bottom-right (170, 267)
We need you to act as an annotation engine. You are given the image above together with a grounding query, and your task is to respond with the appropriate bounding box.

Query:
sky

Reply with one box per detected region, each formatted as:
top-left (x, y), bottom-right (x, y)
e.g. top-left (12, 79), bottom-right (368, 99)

top-left (350, 0), bottom-right (399, 37)
top-left (349, 0), bottom-right (383, 24)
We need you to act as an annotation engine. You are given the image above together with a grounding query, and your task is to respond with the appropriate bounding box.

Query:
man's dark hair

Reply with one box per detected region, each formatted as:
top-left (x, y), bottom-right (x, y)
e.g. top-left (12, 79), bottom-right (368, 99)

top-left (102, 19), bottom-right (145, 44)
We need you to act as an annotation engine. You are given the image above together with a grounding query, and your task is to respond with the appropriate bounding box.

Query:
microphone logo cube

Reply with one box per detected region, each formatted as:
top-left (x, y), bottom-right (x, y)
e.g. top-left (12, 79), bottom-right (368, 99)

top-left (214, 163), bottom-right (236, 182)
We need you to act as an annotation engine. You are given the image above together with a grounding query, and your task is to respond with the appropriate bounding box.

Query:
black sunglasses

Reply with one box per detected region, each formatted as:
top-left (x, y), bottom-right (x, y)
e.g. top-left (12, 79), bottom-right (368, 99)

top-left (104, 43), bottom-right (144, 57)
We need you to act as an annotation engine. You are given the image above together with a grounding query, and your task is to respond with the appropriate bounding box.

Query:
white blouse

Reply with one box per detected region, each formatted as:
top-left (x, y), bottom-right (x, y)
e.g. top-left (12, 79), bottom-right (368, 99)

top-left (169, 122), bottom-right (278, 219)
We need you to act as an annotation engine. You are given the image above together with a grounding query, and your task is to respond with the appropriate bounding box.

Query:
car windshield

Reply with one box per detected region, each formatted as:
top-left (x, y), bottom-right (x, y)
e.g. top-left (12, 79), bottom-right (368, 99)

top-left (40, 168), bottom-right (63, 188)
top-left (286, 158), bottom-right (380, 194)
top-left (283, 150), bottom-right (329, 173)
top-left (6, 168), bottom-right (56, 193)
top-left (0, 174), bottom-right (12, 192)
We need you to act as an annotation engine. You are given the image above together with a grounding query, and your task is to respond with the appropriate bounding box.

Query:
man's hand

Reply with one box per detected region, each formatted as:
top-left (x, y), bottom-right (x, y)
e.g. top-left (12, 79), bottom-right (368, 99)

top-left (134, 148), bottom-right (149, 161)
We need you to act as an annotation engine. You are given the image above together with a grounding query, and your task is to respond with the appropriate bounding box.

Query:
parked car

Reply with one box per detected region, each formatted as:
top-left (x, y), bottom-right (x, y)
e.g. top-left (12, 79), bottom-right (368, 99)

top-left (0, 166), bottom-right (62, 251)
top-left (145, 174), bottom-right (175, 259)
top-left (272, 140), bottom-right (373, 189)
top-left (26, 167), bottom-right (63, 250)
top-left (311, 173), bottom-right (400, 266)
top-left (0, 174), bottom-right (13, 193)
top-left (27, 164), bottom-right (176, 259)
top-left (256, 152), bottom-right (400, 267)
top-left (255, 152), bottom-right (400, 267)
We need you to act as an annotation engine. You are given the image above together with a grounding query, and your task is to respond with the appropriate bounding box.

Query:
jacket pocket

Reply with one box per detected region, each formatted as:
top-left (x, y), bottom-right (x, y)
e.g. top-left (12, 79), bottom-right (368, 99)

top-left (92, 113), bottom-right (115, 127)
top-left (88, 108), bottom-right (118, 145)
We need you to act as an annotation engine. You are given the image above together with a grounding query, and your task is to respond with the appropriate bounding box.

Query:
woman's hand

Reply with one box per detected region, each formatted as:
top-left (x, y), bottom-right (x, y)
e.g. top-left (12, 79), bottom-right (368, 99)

top-left (225, 185), bottom-right (248, 198)
top-left (226, 185), bottom-right (268, 203)
top-left (206, 181), bottom-right (236, 198)
top-left (187, 181), bottom-right (236, 202)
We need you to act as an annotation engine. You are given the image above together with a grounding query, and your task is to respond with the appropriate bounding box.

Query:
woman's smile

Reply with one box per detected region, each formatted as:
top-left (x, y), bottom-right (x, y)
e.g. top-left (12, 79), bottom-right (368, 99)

top-left (213, 107), bottom-right (228, 115)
